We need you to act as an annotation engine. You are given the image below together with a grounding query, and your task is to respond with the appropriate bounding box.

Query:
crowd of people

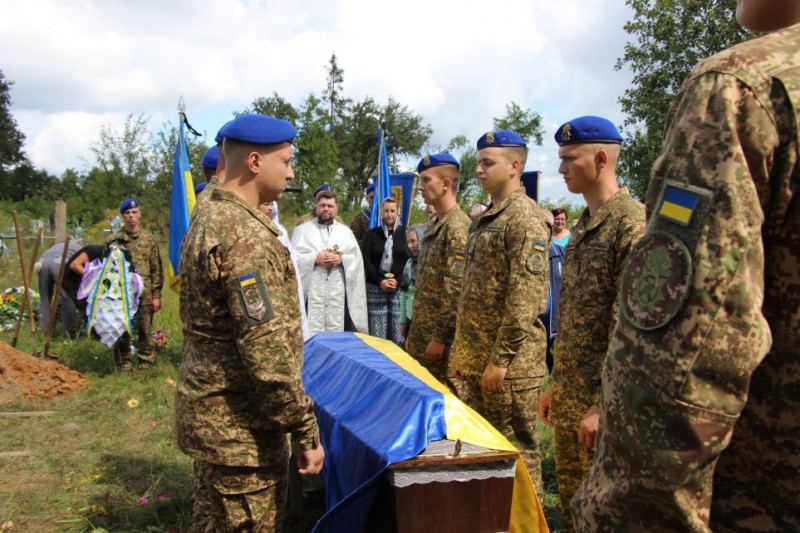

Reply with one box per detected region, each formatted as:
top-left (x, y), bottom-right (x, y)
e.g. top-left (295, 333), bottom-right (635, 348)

top-left (33, 4), bottom-right (800, 530)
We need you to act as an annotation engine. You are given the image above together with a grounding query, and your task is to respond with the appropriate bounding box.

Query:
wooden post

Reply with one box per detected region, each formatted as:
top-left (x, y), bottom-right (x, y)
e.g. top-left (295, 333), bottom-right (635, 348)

top-left (10, 219), bottom-right (42, 354)
top-left (54, 200), bottom-right (67, 243)
top-left (44, 236), bottom-right (71, 358)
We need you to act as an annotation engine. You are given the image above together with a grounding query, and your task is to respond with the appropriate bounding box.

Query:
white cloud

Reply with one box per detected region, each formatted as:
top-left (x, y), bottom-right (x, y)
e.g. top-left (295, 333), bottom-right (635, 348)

top-left (2, 0), bottom-right (634, 202)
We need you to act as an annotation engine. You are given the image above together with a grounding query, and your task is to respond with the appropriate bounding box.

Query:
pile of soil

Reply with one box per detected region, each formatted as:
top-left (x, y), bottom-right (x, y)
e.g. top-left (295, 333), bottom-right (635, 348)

top-left (0, 341), bottom-right (88, 402)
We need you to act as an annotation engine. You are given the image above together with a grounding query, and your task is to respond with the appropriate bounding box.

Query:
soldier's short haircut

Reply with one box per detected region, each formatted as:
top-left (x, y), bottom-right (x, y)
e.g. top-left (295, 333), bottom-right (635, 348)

top-left (507, 146), bottom-right (528, 171)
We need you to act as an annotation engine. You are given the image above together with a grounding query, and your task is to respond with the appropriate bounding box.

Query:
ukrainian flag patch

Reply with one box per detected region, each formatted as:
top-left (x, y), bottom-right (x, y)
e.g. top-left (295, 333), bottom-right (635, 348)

top-left (454, 251), bottom-right (465, 261)
top-left (658, 186), bottom-right (699, 226)
top-left (238, 273), bottom-right (257, 288)
top-left (534, 241), bottom-right (546, 252)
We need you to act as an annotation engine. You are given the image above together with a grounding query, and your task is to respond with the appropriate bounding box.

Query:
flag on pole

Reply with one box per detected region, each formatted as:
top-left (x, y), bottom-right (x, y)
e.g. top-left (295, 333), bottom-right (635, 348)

top-left (167, 114), bottom-right (196, 290)
top-left (369, 126), bottom-right (392, 229)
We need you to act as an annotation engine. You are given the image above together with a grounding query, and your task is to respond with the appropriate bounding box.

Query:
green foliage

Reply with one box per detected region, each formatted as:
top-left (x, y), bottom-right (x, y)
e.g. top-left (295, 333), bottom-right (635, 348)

top-left (492, 101), bottom-right (545, 146)
top-left (616, 0), bottom-right (751, 198)
top-left (539, 197), bottom-right (586, 225)
top-left (0, 70), bottom-right (26, 170)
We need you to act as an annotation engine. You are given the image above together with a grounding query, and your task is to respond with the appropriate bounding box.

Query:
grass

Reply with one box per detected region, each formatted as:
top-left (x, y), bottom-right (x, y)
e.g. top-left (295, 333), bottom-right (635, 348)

top-left (0, 243), bottom-right (567, 533)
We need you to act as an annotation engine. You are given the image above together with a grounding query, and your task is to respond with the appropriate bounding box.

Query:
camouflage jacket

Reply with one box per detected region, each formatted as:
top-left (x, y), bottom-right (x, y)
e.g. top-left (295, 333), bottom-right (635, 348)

top-left (574, 22), bottom-right (800, 531)
top-left (106, 228), bottom-right (163, 304)
top-left (407, 204), bottom-right (471, 355)
top-left (550, 188), bottom-right (644, 421)
top-left (175, 188), bottom-right (319, 467)
top-left (452, 189), bottom-right (550, 378)
top-left (191, 175), bottom-right (222, 223)
top-left (349, 210), bottom-right (370, 247)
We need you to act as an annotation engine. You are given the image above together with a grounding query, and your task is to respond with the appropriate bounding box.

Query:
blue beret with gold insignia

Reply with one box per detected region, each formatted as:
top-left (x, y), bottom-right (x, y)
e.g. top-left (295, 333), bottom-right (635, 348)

top-left (119, 198), bottom-right (139, 213)
top-left (314, 183), bottom-right (331, 196)
top-left (417, 153), bottom-right (460, 173)
top-left (219, 114), bottom-right (296, 145)
top-left (201, 145), bottom-right (219, 169)
top-left (555, 116), bottom-right (623, 146)
top-left (477, 130), bottom-right (526, 150)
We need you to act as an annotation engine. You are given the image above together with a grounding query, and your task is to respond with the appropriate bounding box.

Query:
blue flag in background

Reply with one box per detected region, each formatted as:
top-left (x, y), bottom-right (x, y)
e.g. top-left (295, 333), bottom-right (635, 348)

top-left (168, 119), bottom-right (196, 289)
top-left (369, 128), bottom-right (392, 229)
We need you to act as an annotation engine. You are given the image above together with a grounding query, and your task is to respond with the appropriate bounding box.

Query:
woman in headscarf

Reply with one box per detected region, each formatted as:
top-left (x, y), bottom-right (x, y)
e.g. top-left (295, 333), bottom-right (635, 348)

top-left (361, 197), bottom-right (409, 346)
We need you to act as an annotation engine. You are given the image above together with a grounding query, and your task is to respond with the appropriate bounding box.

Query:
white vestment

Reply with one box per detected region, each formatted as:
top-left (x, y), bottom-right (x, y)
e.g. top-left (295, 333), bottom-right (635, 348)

top-left (291, 219), bottom-right (368, 336)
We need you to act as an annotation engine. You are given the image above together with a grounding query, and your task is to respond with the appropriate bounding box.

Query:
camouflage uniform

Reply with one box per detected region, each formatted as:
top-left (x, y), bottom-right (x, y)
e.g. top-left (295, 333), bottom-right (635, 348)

top-left (451, 189), bottom-right (550, 496)
top-left (106, 227), bottom-right (163, 368)
top-left (349, 210), bottom-right (370, 247)
top-left (176, 187), bottom-right (320, 532)
top-left (191, 175), bottom-right (222, 222)
top-left (549, 188), bottom-right (644, 531)
top-left (407, 204), bottom-right (471, 389)
top-left (572, 23), bottom-right (800, 532)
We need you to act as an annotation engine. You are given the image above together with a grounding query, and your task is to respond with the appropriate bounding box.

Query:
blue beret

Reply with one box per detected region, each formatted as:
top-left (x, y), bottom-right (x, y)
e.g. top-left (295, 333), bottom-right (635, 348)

top-left (314, 183), bottom-right (331, 196)
top-left (119, 198), bottom-right (139, 213)
top-left (219, 114), bottom-right (296, 145)
top-left (201, 145), bottom-right (219, 169)
top-left (365, 183), bottom-right (376, 195)
top-left (417, 153), bottom-right (460, 173)
top-left (194, 182), bottom-right (207, 194)
top-left (555, 116), bottom-right (623, 145)
top-left (477, 130), bottom-right (526, 150)
top-left (214, 120), bottom-right (233, 144)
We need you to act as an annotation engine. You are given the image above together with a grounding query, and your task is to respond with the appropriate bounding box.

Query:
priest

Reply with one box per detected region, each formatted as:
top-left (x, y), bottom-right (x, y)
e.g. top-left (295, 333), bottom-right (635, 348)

top-left (291, 190), bottom-right (368, 336)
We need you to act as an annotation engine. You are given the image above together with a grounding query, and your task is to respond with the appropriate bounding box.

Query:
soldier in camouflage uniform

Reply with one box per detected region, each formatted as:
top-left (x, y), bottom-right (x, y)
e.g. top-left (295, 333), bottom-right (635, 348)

top-left (107, 199), bottom-right (163, 371)
top-left (176, 114), bottom-right (324, 532)
top-left (451, 130), bottom-right (550, 497)
top-left (572, 3), bottom-right (800, 531)
top-left (406, 153), bottom-right (471, 392)
top-left (349, 183), bottom-right (374, 247)
top-left (192, 127), bottom-right (228, 225)
top-left (536, 116), bottom-right (645, 532)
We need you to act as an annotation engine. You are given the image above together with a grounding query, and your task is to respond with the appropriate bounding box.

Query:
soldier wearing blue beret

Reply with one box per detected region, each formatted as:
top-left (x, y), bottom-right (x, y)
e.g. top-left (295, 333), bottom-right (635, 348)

top-left (451, 129), bottom-right (551, 498)
top-left (177, 113), bottom-right (324, 532)
top-left (193, 122), bottom-right (231, 223)
top-left (200, 145), bottom-right (219, 182)
top-left (538, 115), bottom-right (645, 531)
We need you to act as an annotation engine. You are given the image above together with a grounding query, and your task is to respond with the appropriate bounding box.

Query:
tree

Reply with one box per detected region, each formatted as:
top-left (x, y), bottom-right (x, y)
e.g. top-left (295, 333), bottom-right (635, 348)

top-left (493, 101), bottom-right (544, 146)
top-left (89, 113), bottom-right (154, 201)
top-left (244, 93), bottom-right (299, 123)
top-left (323, 53), bottom-right (350, 129)
top-left (616, 0), bottom-right (751, 198)
top-left (0, 70), bottom-right (25, 170)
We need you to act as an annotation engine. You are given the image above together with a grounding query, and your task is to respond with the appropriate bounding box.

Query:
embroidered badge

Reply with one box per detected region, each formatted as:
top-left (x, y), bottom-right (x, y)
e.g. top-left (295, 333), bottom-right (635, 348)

top-left (620, 232), bottom-right (692, 330)
top-left (423, 155), bottom-right (430, 167)
top-left (658, 185), bottom-right (699, 226)
top-left (561, 124), bottom-right (572, 143)
top-left (236, 271), bottom-right (275, 325)
top-left (486, 131), bottom-right (495, 144)
top-left (454, 251), bottom-right (465, 261)
top-left (527, 241), bottom-right (547, 274)
top-left (533, 241), bottom-right (546, 252)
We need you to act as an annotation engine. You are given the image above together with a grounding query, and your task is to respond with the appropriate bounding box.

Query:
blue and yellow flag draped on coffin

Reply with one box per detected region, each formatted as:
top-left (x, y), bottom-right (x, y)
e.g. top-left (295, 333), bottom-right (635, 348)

top-left (168, 116), bottom-right (196, 291)
top-left (302, 332), bottom-right (548, 533)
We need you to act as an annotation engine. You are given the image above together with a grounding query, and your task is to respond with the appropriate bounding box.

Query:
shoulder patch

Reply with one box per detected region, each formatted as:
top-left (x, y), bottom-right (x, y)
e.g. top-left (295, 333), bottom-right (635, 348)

top-left (651, 181), bottom-right (713, 253)
top-left (527, 241), bottom-right (547, 274)
top-left (620, 231), bottom-right (692, 330)
top-left (236, 271), bottom-right (275, 326)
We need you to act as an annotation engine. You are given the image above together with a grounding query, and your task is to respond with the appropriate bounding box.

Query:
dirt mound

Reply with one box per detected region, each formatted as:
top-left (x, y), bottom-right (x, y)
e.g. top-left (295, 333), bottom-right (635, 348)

top-left (0, 342), bottom-right (88, 402)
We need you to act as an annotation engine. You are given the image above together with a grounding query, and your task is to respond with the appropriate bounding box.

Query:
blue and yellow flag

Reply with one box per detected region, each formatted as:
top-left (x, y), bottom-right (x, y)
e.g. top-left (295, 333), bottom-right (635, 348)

top-left (369, 127), bottom-right (393, 229)
top-left (303, 332), bottom-right (549, 533)
top-left (168, 117), bottom-right (196, 290)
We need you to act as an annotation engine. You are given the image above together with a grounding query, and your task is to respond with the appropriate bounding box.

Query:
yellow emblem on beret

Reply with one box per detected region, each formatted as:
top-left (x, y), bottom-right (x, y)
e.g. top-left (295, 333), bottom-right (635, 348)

top-left (486, 132), bottom-right (495, 144)
top-left (561, 124), bottom-right (572, 142)
top-left (131, 201), bottom-right (137, 207)
top-left (423, 155), bottom-right (430, 167)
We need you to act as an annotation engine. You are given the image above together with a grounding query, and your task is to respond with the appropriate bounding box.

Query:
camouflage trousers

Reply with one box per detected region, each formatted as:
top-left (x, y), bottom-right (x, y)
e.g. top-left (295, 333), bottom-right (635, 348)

top-left (406, 336), bottom-right (462, 398)
top-left (192, 460), bottom-right (214, 533)
top-left (112, 304), bottom-right (155, 368)
top-left (194, 460), bottom-right (288, 533)
top-left (554, 422), bottom-right (594, 533)
top-left (461, 374), bottom-right (544, 498)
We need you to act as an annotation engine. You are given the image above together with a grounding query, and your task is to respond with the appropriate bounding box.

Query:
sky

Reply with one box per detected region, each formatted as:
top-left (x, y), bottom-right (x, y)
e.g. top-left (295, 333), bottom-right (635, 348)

top-left (1, 0), bottom-right (636, 205)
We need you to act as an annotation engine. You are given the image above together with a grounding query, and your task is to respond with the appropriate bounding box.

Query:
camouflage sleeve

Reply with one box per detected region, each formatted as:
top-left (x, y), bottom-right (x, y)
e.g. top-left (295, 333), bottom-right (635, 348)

top-left (590, 212), bottom-right (645, 404)
top-left (583, 72), bottom-right (775, 525)
top-left (492, 211), bottom-right (550, 369)
top-left (431, 219), bottom-right (468, 345)
top-left (149, 235), bottom-right (163, 300)
top-left (221, 238), bottom-right (319, 451)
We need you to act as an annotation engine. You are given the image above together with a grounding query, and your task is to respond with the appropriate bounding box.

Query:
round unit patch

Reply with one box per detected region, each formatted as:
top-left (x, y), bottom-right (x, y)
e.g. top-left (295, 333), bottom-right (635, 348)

top-left (620, 231), bottom-right (692, 330)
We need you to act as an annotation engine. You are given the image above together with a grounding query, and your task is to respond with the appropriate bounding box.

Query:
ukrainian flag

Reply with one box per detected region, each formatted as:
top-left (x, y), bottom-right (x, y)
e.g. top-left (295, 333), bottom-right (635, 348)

top-left (303, 332), bottom-right (549, 533)
top-left (658, 186), bottom-right (698, 225)
top-left (168, 117), bottom-right (196, 290)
